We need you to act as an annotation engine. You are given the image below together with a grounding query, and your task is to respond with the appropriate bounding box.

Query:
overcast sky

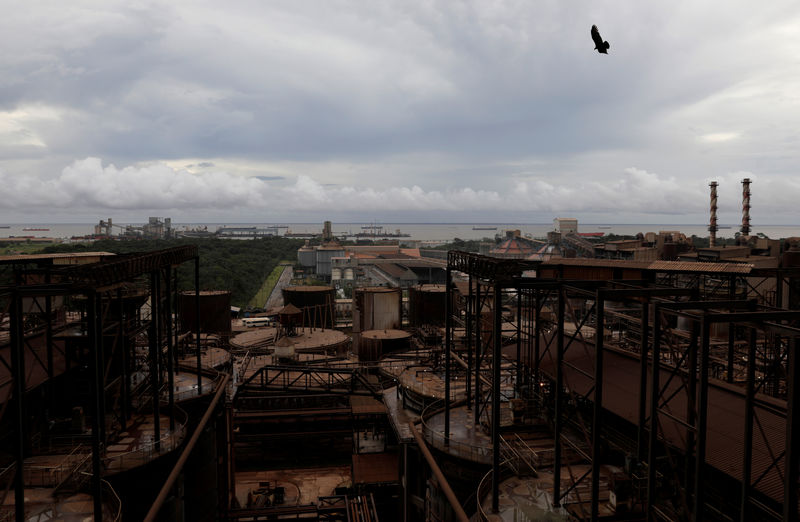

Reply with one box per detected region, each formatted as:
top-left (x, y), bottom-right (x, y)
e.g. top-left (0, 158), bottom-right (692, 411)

top-left (1, 1), bottom-right (799, 224)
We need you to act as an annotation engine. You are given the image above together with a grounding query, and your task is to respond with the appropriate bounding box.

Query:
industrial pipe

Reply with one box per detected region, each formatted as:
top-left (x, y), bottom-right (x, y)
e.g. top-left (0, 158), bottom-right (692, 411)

top-left (407, 422), bottom-right (470, 522)
top-left (144, 373), bottom-right (230, 522)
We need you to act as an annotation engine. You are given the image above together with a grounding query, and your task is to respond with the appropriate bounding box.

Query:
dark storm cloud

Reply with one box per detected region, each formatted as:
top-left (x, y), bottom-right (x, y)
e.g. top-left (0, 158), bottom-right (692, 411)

top-left (0, 1), bottom-right (799, 221)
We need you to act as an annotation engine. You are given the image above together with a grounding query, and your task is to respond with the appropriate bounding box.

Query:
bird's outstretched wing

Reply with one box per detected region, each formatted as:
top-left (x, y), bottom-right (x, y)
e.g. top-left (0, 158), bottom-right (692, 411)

top-left (591, 24), bottom-right (610, 53)
top-left (591, 25), bottom-right (603, 48)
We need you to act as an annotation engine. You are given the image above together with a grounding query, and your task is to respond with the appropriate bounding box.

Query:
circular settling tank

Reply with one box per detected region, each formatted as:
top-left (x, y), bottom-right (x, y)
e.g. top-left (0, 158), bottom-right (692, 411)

top-left (359, 329), bottom-right (411, 362)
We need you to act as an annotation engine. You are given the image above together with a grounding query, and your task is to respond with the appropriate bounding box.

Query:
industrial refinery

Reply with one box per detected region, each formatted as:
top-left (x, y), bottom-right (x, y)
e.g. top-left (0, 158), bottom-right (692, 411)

top-left (1, 179), bottom-right (799, 522)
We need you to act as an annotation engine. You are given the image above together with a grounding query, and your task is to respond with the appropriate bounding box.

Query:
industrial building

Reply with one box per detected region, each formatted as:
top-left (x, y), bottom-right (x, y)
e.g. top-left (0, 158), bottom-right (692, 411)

top-left (2, 177), bottom-right (799, 521)
top-left (2, 240), bottom-right (799, 521)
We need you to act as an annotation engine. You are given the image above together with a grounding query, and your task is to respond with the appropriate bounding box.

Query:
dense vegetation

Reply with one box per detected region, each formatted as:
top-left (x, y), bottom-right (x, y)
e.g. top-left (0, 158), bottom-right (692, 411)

top-left (431, 237), bottom-right (496, 252)
top-left (38, 237), bottom-right (304, 307)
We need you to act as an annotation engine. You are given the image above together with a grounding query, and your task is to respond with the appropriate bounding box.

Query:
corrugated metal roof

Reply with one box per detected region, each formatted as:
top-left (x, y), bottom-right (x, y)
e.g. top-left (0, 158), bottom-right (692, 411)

top-left (542, 258), bottom-right (753, 274)
top-left (0, 251), bottom-right (116, 263)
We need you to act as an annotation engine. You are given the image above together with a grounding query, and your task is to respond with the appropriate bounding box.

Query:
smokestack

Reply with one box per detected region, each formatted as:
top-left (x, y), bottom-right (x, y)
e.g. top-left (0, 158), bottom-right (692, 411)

top-left (708, 181), bottom-right (718, 247)
top-left (741, 178), bottom-right (751, 237)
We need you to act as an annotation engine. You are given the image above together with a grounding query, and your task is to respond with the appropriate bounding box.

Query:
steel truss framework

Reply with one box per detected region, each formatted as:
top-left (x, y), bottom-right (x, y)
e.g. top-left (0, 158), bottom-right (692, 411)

top-left (0, 246), bottom-right (205, 522)
top-left (444, 251), bottom-right (800, 522)
top-left (235, 364), bottom-right (384, 399)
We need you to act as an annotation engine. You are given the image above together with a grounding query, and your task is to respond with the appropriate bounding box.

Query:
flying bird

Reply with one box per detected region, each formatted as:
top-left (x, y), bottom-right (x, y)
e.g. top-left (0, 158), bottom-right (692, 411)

top-left (591, 25), bottom-right (610, 54)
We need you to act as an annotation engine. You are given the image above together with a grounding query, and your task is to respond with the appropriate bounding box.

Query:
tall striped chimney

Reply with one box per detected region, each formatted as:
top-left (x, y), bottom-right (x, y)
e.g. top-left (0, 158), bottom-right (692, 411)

top-left (709, 181), bottom-right (718, 247)
top-left (741, 178), bottom-right (751, 237)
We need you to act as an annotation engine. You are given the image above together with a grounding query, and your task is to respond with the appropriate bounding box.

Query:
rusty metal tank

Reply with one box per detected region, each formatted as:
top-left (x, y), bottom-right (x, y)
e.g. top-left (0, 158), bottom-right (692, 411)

top-left (179, 290), bottom-right (232, 335)
top-left (408, 284), bottom-right (447, 327)
top-left (353, 286), bottom-right (402, 354)
top-left (282, 285), bottom-right (336, 329)
top-left (353, 287), bottom-right (402, 333)
top-left (359, 329), bottom-right (412, 362)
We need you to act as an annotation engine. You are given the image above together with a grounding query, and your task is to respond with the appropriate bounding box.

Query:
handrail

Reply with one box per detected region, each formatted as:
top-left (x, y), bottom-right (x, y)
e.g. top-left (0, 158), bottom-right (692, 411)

top-left (103, 406), bottom-right (189, 472)
top-left (419, 399), bottom-right (492, 465)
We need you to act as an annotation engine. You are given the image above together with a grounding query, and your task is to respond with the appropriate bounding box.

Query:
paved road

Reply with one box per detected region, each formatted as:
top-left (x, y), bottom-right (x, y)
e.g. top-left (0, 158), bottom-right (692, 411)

top-left (264, 265), bottom-right (293, 310)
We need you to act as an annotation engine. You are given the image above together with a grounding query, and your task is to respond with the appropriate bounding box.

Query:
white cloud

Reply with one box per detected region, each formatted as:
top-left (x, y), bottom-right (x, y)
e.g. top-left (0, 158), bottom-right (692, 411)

top-left (0, 158), bottom-right (767, 221)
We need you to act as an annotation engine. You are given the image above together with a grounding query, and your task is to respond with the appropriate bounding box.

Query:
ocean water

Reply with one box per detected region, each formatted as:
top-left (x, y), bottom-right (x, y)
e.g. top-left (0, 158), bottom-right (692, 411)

top-left (3, 222), bottom-right (800, 243)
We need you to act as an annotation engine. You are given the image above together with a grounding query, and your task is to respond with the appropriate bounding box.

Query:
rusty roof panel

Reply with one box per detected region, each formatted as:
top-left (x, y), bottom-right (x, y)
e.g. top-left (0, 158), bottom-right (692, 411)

top-left (352, 453), bottom-right (399, 484)
top-left (541, 258), bottom-right (754, 274)
top-left (533, 338), bottom-right (785, 504)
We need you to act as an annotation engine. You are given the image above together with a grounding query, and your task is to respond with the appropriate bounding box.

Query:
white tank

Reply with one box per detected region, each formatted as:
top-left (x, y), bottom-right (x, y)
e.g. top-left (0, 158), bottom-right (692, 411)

top-left (353, 287), bottom-right (402, 333)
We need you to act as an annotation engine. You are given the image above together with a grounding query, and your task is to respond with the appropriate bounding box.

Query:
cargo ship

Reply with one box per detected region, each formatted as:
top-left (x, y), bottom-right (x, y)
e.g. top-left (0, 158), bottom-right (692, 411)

top-left (23, 227), bottom-right (50, 231)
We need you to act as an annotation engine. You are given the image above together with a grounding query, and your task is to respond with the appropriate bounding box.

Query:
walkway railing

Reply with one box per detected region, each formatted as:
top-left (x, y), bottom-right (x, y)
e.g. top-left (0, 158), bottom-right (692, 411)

top-left (419, 400), bottom-right (492, 465)
top-left (104, 406), bottom-right (188, 472)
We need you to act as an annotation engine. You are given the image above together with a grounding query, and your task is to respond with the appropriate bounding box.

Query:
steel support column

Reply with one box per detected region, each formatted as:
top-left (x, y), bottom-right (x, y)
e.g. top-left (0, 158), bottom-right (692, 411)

top-left (785, 336), bottom-right (800, 522)
top-left (554, 284), bottom-right (565, 507)
top-left (686, 320), bottom-right (698, 497)
top-left (444, 266), bottom-right (451, 442)
top-left (45, 273), bottom-right (54, 412)
top-left (727, 275), bottom-right (736, 383)
top-left (165, 267), bottom-right (175, 430)
top-left (591, 290), bottom-right (605, 521)
top-left (474, 281), bottom-right (483, 424)
top-left (693, 316), bottom-right (711, 521)
top-left (516, 288), bottom-right (522, 391)
top-left (637, 300), bottom-right (649, 460)
top-left (150, 272), bottom-right (161, 451)
top-left (118, 287), bottom-right (128, 431)
top-left (740, 328), bottom-right (756, 522)
top-left (646, 305), bottom-right (662, 522)
top-left (195, 256), bottom-right (202, 392)
top-left (95, 292), bottom-right (106, 445)
top-left (10, 291), bottom-right (25, 522)
top-left (88, 291), bottom-right (103, 521)
top-left (466, 270), bottom-right (473, 407)
top-left (534, 293), bottom-right (541, 380)
top-left (491, 282), bottom-right (502, 513)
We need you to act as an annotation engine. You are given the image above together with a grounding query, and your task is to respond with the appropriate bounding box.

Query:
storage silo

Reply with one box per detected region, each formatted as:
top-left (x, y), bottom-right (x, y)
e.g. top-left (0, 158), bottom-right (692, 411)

top-left (282, 285), bottom-right (336, 329)
top-left (353, 287), bottom-right (402, 332)
top-left (408, 284), bottom-right (447, 327)
top-left (179, 290), bottom-right (232, 335)
top-left (353, 287), bottom-right (402, 354)
top-left (297, 241), bottom-right (316, 269)
top-left (315, 243), bottom-right (345, 280)
top-left (359, 329), bottom-right (412, 362)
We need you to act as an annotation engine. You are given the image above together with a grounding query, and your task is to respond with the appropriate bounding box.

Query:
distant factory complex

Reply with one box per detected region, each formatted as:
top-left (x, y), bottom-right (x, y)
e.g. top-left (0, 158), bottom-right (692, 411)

top-left (2, 178), bottom-right (800, 522)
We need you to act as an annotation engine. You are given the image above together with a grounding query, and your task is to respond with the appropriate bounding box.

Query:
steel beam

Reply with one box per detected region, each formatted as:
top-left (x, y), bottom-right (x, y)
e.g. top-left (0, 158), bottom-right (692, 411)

top-left (491, 282), bottom-right (502, 513)
top-left (637, 300), bottom-right (649, 460)
top-left (741, 328), bottom-right (756, 522)
top-left (149, 272), bottom-right (161, 452)
top-left (591, 290), bottom-right (605, 520)
top-left (444, 267), bottom-right (451, 442)
top-left (646, 304), bottom-right (662, 522)
top-left (693, 316), bottom-right (711, 521)
top-left (466, 269), bottom-right (473, 407)
top-left (165, 267), bottom-right (175, 430)
top-left (785, 336), bottom-right (800, 522)
top-left (195, 256), bottom-right (202, 393)
top-left (554, 284), bottom-right (565, 507)
top-left (10, 291), bottom-right (25, 522)
top-left (88, 291), bottom-right (103, 521)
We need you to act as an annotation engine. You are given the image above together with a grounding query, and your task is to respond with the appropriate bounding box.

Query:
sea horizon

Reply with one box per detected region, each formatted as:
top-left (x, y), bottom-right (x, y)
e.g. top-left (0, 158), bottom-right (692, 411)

top-left (3, 221), bottom-right (800, 243)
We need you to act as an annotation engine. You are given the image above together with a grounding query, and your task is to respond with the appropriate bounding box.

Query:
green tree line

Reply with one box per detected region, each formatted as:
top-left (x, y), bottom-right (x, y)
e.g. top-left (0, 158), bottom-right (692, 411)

top-left (38, 237), bottom-right (304, 307)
